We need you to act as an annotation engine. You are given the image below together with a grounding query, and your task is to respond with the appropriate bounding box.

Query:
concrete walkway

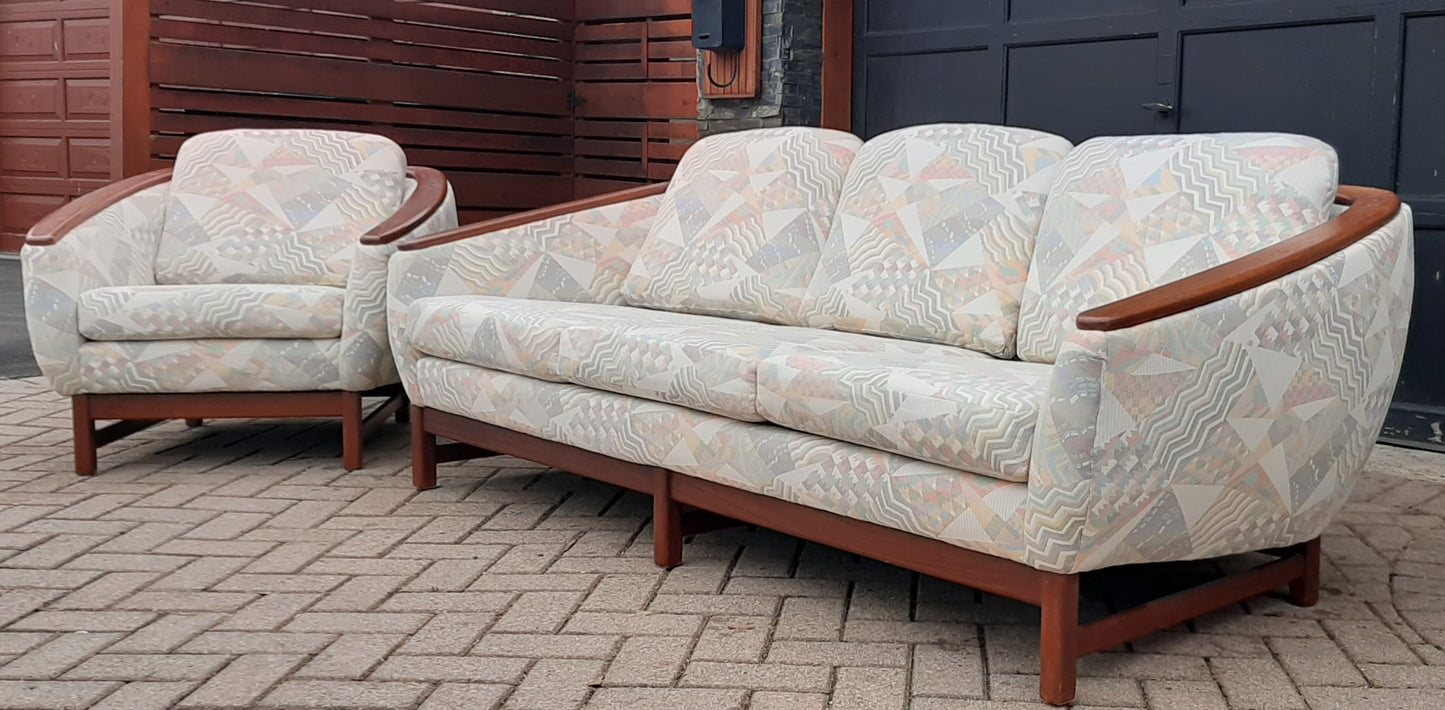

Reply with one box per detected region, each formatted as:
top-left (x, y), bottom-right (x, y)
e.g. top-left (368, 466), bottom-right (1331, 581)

top-left (1, 376), bottom-right (1444, 709)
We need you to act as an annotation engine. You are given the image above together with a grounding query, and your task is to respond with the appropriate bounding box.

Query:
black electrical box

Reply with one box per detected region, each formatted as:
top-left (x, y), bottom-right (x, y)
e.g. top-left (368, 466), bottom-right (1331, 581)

top-left (693, 0), bottom-right (745, 51)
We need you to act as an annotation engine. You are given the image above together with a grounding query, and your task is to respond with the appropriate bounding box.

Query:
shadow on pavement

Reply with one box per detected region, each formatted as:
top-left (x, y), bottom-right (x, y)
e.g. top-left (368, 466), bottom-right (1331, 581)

top-left (0, 257), bottom-right (39, 379)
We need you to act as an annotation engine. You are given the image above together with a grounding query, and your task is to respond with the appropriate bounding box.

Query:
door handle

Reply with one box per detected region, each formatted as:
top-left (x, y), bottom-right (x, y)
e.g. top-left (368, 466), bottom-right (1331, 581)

top-left (1142, 102), bottom-right (1175, 114)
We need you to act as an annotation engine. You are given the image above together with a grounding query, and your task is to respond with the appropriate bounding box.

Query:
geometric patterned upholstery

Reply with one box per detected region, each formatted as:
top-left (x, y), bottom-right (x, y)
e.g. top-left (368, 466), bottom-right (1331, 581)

top-left (78, 284), bottom-right (344, 340)
top-left (155, 129), bottom-right (408, 286)
top-left (75, 339), bottom-right (342, 394)
top-left (1027, 208), bottom-right (1413, 573)
top-left (405, 296), bottom-right (995, 423)
top-left (1016, 133), bottom-right (1339, 363)
top-left (801, 124), bottom-right (1072, 358)
top-left (623, 127), bottom-right (863, 325)
top-left (757, 352), bottom-right (1050, 481)
top-left (413, 359), bottom-right (1035, 566)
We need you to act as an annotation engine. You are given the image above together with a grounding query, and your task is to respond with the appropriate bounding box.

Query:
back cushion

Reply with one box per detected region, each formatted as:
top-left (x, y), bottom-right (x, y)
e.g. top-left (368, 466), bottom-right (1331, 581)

top-left (155, 129), bottom-right (408, 286)
top-left (622, 127), bottom-right (862, 325)
top-left (800, 123), bottom-right (1072, 358)
top-left (1016, 133), bottom-right (1338, 362)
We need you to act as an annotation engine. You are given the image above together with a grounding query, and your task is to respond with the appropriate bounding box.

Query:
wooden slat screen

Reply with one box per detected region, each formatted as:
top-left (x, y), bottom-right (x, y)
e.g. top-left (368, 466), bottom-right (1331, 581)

top-left (573, 0), bottom-right (697, 197)
top-left (147, 0), bottom-right (577, 223)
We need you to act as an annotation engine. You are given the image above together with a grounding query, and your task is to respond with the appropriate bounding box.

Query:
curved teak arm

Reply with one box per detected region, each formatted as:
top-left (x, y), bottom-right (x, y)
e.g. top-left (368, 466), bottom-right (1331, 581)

top-left (397, 182), bottom-right (668, 252)
top-left (360, 166), bottom-right (450, 246)
top-left (1076, 185), bottom-right (1403, 332)
top-left (26, 168), bottom-right (175, 247)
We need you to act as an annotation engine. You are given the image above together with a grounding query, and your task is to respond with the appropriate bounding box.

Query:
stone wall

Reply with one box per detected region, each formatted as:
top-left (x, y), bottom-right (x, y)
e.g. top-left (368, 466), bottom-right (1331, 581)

top-left (698, 0), bottom-right (826, 135)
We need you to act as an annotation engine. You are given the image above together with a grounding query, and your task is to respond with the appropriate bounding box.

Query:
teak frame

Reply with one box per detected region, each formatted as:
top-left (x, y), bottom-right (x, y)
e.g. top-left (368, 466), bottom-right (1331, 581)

top-left (410, 408), bottom-right (1320, 706)
top-left (395, 182), bottom-right (1398, 705)
top-left (30, 166), bottom-right (450, 476)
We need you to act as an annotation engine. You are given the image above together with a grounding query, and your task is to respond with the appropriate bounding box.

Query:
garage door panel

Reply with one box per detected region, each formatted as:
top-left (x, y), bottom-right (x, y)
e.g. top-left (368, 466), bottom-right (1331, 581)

top-left (68, 139), bottom-right (110, 178)
top-left (0, 79), bottom-right (62, 117)
top-left (861, 49), bottom-right (1000, 138)
top-left (64, 79), bottom-right (109, 116)
top-left (1397, 14), bottom-right (1445, 211)
top-left (1009, 0), bottom-right (1154, 23)
top-left (863, 0), bottom-right (1002, 35)
top-left (61, 18), bottom-right (108, 58)
top-left (1006, 38), bottom-right (1167, 143)
top-left (0, 137), bottom-right (64, 176)
top-left (1178, 22), bottom-right (1380, 186)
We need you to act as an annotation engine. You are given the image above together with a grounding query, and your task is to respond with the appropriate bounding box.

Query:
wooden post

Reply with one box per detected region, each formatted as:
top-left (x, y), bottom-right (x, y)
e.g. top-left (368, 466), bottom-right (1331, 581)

top-left (653, 469), bottom-right (683, 569)
top-left (1039, 573), bottom-right (1079, 705)
top-left (820, 0), bottom-right (854, 131)
top-left (411, 407), bottom-right (437, 491)
top-left (110, 0), bottom-right (151, 177)
top-left (72, 395), bottom-right (97, 476)
top-left (341, 391), bottom-right (364, 471)
top-left (1289, 538), bottom-right (1322, 607)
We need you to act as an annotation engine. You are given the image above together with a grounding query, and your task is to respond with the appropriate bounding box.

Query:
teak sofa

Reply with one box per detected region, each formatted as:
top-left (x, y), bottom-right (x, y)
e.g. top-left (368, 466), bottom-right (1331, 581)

top-left (23, 129), bottom-right (457, 474)
top-left (386, 125), bottom-right (1413, 705)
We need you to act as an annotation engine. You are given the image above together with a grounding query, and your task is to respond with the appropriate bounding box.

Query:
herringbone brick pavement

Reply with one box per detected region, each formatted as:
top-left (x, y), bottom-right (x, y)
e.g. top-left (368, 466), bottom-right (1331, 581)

top-left (2, 377), bottom-right (1444, 709)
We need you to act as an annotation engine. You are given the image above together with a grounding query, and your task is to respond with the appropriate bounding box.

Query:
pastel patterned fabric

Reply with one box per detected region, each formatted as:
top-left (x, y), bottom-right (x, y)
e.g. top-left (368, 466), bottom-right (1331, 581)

top-left (22, 184), bottom-right (170, 395)
top-left (387, 191), bottom-right (667, 396)
top-left (155, 129), bottom-right (408, 286)
top-left (802, 124), bottom-right (1072, 358)
top-left (414, 358), bottom-right (1032, 564)
top-left (1027, 209), bottom-right (1413, 573)
top-left (75, 339), bottom-right (342, 394)
top-left (757, 352), bottom-right (1050, 482)
top-left (406, 296), bottom-right (991, 422)
top-left (1016, 133), bottom-right (1338, 363)
top-left (23, 133), bottom-right (457, 397)
top-left (623, 127), bottom-right (863, 325)
top-left (342, 184), bottom-right (458, 391)
top-left (78, 284), bottom-right (345, 340)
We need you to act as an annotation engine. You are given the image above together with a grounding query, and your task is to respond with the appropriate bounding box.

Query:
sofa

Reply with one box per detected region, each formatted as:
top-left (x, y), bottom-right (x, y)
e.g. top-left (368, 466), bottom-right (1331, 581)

top-left (23, 129), bottom-right (457, 474)
top-left (385, 124), bottom-right (1412, 705)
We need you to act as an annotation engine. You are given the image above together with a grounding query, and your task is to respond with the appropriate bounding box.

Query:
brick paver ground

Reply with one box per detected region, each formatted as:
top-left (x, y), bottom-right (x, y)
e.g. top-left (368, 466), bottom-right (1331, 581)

top-left (2, 375), bottom-right (1444, 709)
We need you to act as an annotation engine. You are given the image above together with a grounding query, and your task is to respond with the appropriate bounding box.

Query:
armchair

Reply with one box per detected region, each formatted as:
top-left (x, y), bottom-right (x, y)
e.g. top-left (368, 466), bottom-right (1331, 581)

top-left (23, 129), bottom-right (457, 474)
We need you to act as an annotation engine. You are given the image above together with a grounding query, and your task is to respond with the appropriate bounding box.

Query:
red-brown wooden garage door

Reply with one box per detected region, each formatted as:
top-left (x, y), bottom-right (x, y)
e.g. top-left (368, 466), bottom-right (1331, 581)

top-left (0, 0), bottom-right (113, 251)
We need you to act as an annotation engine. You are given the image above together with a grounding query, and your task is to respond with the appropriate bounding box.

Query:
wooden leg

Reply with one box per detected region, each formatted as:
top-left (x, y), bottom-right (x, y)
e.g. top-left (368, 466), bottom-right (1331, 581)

top-left (411, 406), bottom-right (437, 491)
top-left (184, 418), bottom-right (203, 428)
top-left (72, 395), bottom-right (97, 476)
top-left (341, 391), bottom-right (364, 471)
top-left (654, 470), bottom-right (683, 569)
top-left (1289, 538), bottom-right (1321, 607)
top-left (1040, 573), bottom-right (1080, 706)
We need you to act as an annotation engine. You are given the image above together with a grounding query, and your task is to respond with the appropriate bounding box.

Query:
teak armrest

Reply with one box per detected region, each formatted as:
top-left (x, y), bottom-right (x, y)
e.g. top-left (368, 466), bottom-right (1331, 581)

top-left (1077, 185), bottom-right (1402, 332)
top-left (360, 166), bottom-right (450, 246)
top-left (398, 182), bottom-right (669, 252)
top-left (26, 168), bottom-right (175, 246)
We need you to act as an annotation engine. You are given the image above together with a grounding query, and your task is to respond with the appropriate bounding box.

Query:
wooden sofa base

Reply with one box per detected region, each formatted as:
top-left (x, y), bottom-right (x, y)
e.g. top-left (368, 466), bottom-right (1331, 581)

top-left (72, 385), bottom-right (408, 475)
top-left (411, 406), bottom-right (1322, 706)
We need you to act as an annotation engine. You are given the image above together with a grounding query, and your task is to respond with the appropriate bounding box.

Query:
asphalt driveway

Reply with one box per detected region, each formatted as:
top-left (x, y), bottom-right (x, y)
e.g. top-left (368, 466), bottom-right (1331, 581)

top-left (0, 257), bottom-right (40, 379)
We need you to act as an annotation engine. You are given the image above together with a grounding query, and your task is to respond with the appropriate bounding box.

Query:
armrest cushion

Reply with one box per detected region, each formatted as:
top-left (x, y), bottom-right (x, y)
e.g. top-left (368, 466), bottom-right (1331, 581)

top-left (1025, 206), bottom-right (1414, 574)
top-left (22, 180), bottom-right (173, 394)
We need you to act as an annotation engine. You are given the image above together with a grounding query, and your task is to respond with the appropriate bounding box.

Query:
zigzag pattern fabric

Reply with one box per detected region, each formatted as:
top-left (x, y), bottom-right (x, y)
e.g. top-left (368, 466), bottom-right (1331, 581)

top-left (78, 284), bottom-right (345, 341)
top-left (22, 184), bottom-right (170, 395)
top-left (757, 352), bottom-right (1050, 482)
top-left (342, 183), bottom-right (458, 391)
top-left (406, 297), bottom-right (993, 423)
top-left (155, 129), bottom-right (408, 286)
top-left (1027, 209), bottom-right (1414, 573)
top-left (623, 127), bottom-right (863, 325)
top-left (415, 359), bottom-right (1032, 563)
top-left (387, 192), bottom-right (667, 396)
top-left (802, 124), bottom-right (1072, 358)
top-left (1016, 133), bottom-right (1338, 363)
top-left (75, 339), bottom-right (342, 393)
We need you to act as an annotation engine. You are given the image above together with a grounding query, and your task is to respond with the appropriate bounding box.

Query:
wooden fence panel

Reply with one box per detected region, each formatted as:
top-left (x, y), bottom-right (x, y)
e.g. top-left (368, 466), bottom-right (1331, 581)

top-left (145, 0), bottom-right (576, 222)
top-left (573, 0), bottom-right (697, 197)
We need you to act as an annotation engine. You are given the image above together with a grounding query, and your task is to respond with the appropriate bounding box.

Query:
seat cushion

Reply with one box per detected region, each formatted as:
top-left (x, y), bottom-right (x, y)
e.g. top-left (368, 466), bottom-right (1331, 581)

top-left (758, 352), bottom-right (1050, 482)
top-left (413, 358), bottom-right (1033, 566)
top-left (1016, 133), bottom-right (1338, 362)
top-left (800, 124), bottom-right (1072, 358)
top-left (622, 127), bottom-right (862, 325)
top-left (78, 284), bottom-right (345, 341)
top-left (155, 129), bottom-right (408, 286)
top-left (406, 296), bottom-right (992, 423)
